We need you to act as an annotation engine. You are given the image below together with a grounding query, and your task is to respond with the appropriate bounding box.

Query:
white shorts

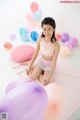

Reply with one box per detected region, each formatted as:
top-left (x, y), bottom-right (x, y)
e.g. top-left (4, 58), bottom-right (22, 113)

top-left (36, 55), bottom-right (52, 71)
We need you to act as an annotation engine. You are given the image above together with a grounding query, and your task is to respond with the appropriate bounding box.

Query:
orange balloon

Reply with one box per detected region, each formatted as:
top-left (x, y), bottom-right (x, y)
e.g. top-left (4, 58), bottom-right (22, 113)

top-left (61, 47), bottom-right (72, 56)
top-left (30, 2), bottom-right (39, 13)
top-left (3, 42), bottom-right (13, 49)
top-left (44, 83), bottom-right (64, 120)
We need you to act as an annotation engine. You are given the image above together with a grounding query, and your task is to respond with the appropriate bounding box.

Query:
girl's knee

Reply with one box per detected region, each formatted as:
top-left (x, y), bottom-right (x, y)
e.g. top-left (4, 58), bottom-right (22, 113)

top-left (28, 66), bottom-right (42, 80)
top-left (29, 73), bottom-right (36, 80)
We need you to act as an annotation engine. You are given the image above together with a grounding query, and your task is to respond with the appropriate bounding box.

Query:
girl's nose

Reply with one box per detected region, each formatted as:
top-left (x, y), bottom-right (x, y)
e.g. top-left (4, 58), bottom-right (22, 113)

top-left (46, 31), bottom-right (49, 35)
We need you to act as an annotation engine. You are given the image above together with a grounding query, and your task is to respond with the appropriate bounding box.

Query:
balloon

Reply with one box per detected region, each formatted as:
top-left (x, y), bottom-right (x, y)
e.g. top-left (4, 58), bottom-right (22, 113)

top-left (30, 2), bottom-right (39, 13)
top-left (55, 33), bottom-right (61, 40)
top-left (61, 47), bottom-right (72, 56)
top-left (33, 9), bottom-right (42, 22)
top-left (61, 33), bottom-right (69, 42)
top-left (26, 26), bottom-right (33, 33)
top-left (5, 79), bottom-right (34, 94)
top-left (44, 83), bottom-right (64, 120)
top-left (20, 28), bottom-right (27, 34)
top-left (20, 33), bottom-right (29, 42)
top-left (6, 82), bottom-right (17, 94)
top-left (64, 41), bottom-right (73, 49)
top-left (0, 80), bottom-right (48, 120)
top-left (70, 38), bottom-right (78, 47)
top-left (26, 13), bottom-right (35, 23)
top-left (3, 42), bottom-right (13, 49)
top-left (9, 34), bottom-right (17, 40)
top-left (30, 31), bottom-right (39, 41)
top-left (20, 28), bottom-right (29, 42)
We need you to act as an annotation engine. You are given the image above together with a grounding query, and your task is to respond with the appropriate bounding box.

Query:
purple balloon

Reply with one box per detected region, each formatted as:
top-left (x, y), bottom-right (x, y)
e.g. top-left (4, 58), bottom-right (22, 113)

top-left (9, 34), bottom-right (17, 40)
top-left (5, 79), bottom-right (34, 94)
top-left (0, 81), bottom-right (48, 120)
top-left (70, 38), bottom-right (78, 47)
top-left (61, 33), bottom-right (69, 42)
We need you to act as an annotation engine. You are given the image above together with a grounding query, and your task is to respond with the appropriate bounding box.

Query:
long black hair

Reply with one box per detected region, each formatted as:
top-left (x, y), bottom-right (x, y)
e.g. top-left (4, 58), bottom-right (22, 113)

top-left (41, 17), bottom-right (56, 43)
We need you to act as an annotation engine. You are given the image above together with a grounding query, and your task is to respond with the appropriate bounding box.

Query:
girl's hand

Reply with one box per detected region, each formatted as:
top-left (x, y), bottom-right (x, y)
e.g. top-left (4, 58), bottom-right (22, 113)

top-left (27, 66), bottom-right (34, 75)
top-left (27, 67), bottom-right (31, 75)
top-left (41, 77), bottom-right (50, 86)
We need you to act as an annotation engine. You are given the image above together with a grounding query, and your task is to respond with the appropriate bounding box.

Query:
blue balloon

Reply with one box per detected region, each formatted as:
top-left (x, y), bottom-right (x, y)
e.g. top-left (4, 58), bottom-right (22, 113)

top-left (33, 9), bottom-right (42, 22)
top-left (30, 31), bottom-right (39, 41)
top-left (20, 28), bottom-right (28, 34)
top-left (20, 33), bottom-right (29, 42)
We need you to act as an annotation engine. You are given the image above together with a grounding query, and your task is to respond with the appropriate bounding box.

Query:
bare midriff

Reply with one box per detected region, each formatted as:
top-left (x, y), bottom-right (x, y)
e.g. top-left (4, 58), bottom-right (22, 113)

top-left (40, 53), bottom-right (53, 61)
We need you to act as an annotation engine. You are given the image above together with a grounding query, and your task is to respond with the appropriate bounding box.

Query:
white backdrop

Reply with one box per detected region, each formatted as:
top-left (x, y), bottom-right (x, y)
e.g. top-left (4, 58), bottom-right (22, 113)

top-left (0, 0), bottom-right (80, 41)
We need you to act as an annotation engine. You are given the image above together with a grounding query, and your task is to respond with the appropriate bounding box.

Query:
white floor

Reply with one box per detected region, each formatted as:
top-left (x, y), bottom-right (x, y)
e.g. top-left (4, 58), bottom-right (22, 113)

top-left (0, 40), bottom-right (80, 120)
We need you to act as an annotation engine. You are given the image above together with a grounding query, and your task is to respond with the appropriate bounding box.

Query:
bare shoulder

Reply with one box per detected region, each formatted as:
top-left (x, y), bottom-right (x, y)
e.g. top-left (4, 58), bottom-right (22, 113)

top-left (38, 36), bottom-right (42, 42)
top-left (37, 36), bottom-right (42, 44)
top-left (54, 41), bottom-right (60, 50)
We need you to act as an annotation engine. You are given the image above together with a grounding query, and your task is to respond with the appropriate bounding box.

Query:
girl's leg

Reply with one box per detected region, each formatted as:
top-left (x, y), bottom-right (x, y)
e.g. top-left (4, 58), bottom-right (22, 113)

top-left (39, 71), bottom-right (50, 85)
top-left (29, 66), bottom-right (42, 80)
top-left (21, 60), bottom-right (31, 65)
top-left (38, 70), bottom-right (44, 81)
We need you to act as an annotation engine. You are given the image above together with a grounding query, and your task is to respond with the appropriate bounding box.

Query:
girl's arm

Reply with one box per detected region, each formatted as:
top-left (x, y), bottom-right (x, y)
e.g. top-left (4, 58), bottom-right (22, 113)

top-left (48, 42), bottom-right (60, 78)
top-left (29, 38), bottom-right (41, 68)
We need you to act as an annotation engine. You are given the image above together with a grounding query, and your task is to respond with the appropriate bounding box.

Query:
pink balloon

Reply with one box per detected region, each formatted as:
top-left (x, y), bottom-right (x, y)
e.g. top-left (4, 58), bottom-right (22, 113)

top-left (64, 41), bottom-right (73, 49)
top-left (30, 2), bottom-right (39, 13)
top-left (44, 83), bottom-right (64, 120)
top-left (26, 26), bottom-right (33, 33)
top-left (70, 38), bottom-right (78, 47)
top-left (26, 13), bottom-right (34, 23)
top-left (0, 81), bottom-right (48, 120)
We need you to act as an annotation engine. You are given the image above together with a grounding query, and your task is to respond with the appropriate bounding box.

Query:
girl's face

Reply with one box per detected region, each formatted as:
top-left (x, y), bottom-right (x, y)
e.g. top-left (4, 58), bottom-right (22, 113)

top-left (42, 24), bottom-right (54, 38)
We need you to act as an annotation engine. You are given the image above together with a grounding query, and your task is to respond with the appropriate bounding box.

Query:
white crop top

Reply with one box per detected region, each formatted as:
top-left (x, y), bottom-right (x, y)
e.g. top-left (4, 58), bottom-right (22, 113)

top-left (40, 39), bottom-right (55, 57)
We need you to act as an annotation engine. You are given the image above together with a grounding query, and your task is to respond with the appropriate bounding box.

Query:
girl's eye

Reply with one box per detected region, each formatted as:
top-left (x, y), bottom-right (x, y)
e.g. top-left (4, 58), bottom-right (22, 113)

top-left (48, 28), bottom-right (51, 31)
top-left (43, 29), bottom-right (46, 31)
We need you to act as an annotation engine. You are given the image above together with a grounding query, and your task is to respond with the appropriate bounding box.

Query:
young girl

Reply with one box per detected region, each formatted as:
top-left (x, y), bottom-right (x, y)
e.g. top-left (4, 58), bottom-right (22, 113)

top-left (27, 17), bottom-right (60, 85)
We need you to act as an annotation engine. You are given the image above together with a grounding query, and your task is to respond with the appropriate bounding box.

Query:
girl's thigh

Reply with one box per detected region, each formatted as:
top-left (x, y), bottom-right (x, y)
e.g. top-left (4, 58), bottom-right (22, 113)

top-left (43, 71), bottom-right (50, 79)
top-left (29, 65), bottom-right (42, 80)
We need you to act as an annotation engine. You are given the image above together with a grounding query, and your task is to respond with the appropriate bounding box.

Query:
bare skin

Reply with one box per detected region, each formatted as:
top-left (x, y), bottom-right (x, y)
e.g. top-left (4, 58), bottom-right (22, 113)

top-left (24, 24), bottom-right (60, 85)
top-left (26, 39), bottom-right (60, 85)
